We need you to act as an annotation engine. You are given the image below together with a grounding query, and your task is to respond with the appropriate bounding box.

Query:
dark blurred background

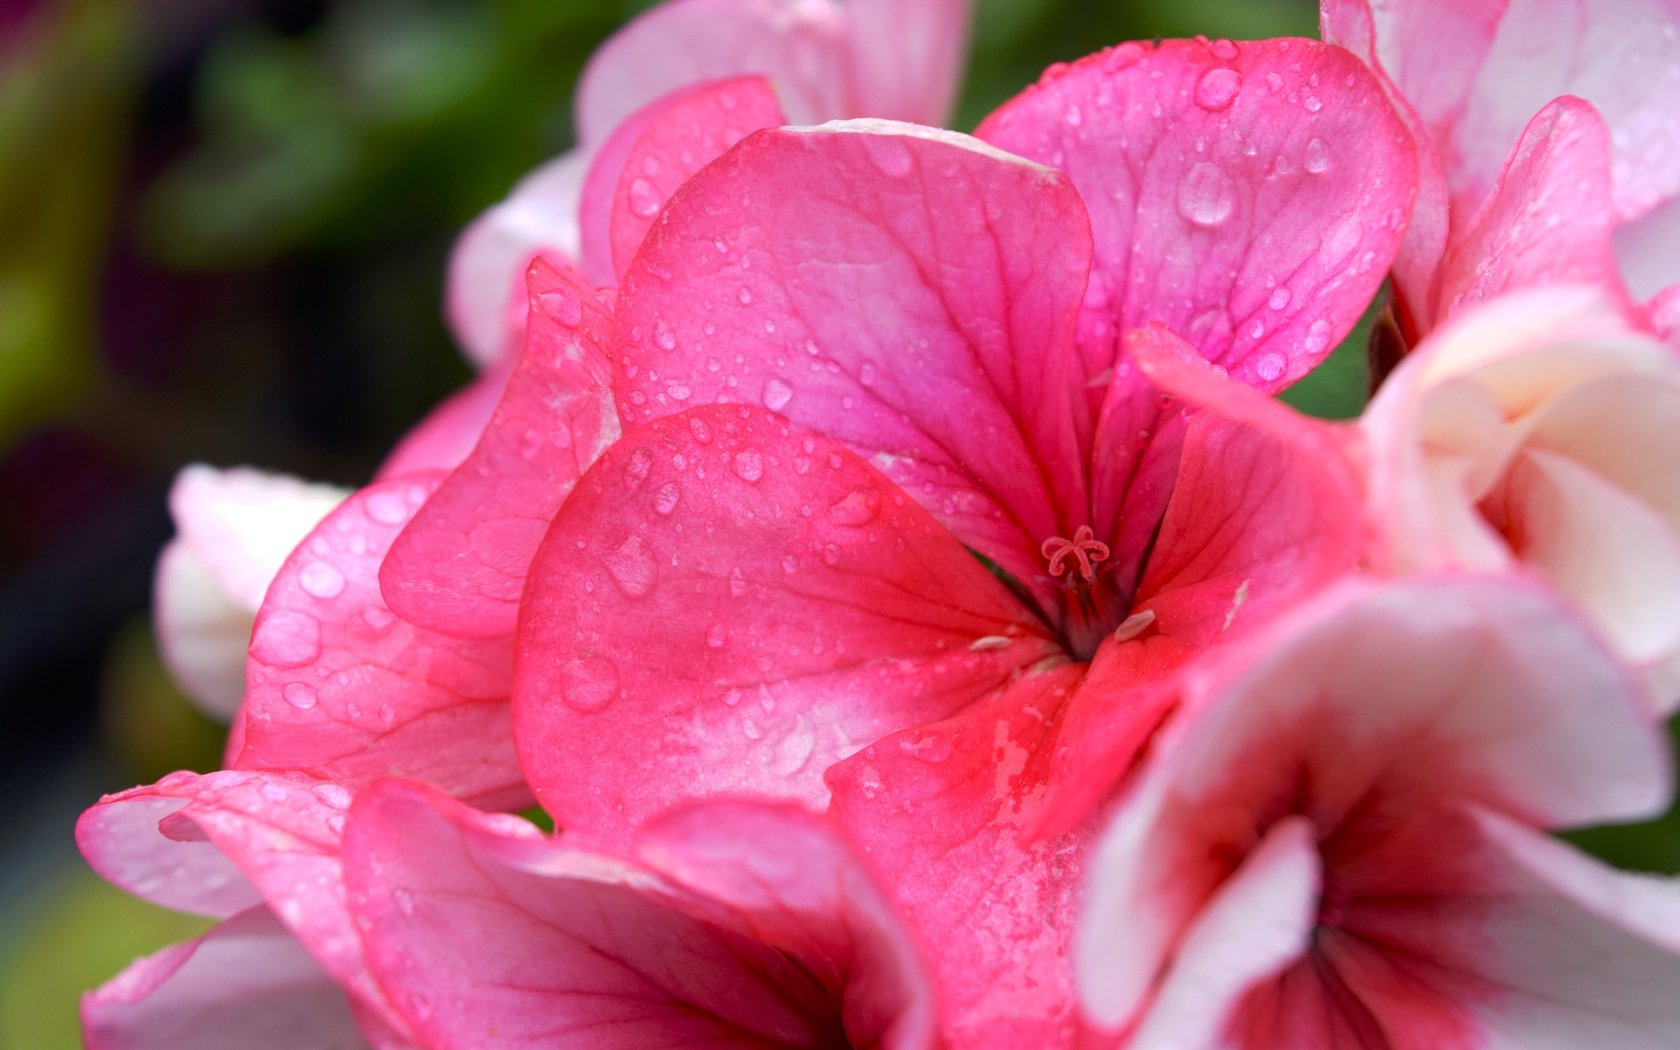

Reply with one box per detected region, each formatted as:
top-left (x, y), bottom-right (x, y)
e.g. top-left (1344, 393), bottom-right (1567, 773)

top-left (1, 1), bottom-right (1671, 1045)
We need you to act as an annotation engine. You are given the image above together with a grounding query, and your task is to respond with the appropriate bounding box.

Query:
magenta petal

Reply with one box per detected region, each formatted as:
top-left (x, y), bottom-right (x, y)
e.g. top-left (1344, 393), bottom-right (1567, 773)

top-left (978, 37), bottom-right (1416, 393)
top-left (234, 473), bottom-right (524, 808)
top-left (343, 779), bottom-right (933, 1049)
top-left (514, 403), bottom-right (1055, 838)
top-left (381, 260), bottom-right (617, 642)
top-left (576, 76), bottom-right (786, 284)
top-left (1439, 98), bottom-right (1639, 321)
top-left (614, 122), bottom-right (1095, 594)
top-left (81, 907), bottom-right (367, 1050)
top-left (826, 665), bottom-right (1095, 1048)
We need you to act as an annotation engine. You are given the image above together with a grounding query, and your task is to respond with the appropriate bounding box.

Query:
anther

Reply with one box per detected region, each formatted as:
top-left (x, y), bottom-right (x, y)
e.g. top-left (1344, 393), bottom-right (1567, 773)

top-left (1041, 526), bottom-right (1110, 584)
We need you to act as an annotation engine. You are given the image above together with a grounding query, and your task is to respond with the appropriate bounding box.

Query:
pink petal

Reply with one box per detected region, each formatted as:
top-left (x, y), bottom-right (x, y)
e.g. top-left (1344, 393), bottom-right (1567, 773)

top-left (842, 0), bottom-right (971, 127)
top-left (1078, 576), bottom-right (1665, 1031)
top-left (233, 473), bottom-right (525, 808)
top-left (635, 801), bottom-right (939, 1050)
top-left (81, 907), bottom-right (368, 1050)
top-left (374, 363), bottom-right (512, 480)
top-left (1439, 98), bottom-right (1637, 321)
top-left (514, 403), bottom-right (1056, 839)
top-left (576, 76), bottom-right (786, 284)
top-left (75, 769), bottom-right (410, 1039)
top-left (445, 152), bottom-right (588, 367)
top-left (381, 260), bottom-right (617, 641)
top-left (343, 779), bottom-right (931, 1049)
top-left (1431, 808), bottom-right (1680, 1047)
top-left (613, 121), bottom-right (1095, 599)
top-left (1081, 816), bottom-right (1320, 1042)
top-left (825, 665), bottom-right (1096, 1047)
top-left (977, 37), bottom-right (1416, 394)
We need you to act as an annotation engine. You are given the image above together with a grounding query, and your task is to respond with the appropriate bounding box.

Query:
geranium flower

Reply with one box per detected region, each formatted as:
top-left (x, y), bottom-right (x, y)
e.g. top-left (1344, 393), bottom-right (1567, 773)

top-left (338, 780), bottom-right (937, 1048)
top-left (1323, 0), bottom-right (1680, 340)
top-left (1080, 576), bottom-right (1680, 1048)
top-left (489, 36), bottom-right (1418, 1041)
top-left (1361, 284), bottom-right (1680, 706)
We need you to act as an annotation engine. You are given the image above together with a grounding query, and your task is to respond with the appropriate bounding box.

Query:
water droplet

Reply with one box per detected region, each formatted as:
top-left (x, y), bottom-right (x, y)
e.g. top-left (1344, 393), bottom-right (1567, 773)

top-left (1303, 94), bottom-right (1323, 113)
top-left (728, 567), bottom-right (749, 597)
top-left (366, 491), bottom-right (411, 526)
top-left (827, 487), bottom-right (882, 526)
top-left (1194, 67), bottom-right (1241, 111)
top-left (250, 611), bottom-right (321, 669)
top-left (1177, 161), bottom-right (1236, 227)
top-left (622, 447), bottom-right (653, 492)
top-left (1304, 319), bottom-right (1332, 355)
top-left (821, 542), bottom-right (842, 566)
top-left (282, 682), bottom-right (318, 710)
top-left (1209, 37), bottom-right (1239, 60)
top-left (654, 324), bottom-right (677, 351)
top-left (732, 450), bottom-right (764, 482)
top-left (781, 554), bottom-right (799, 573)
top-left (666, 382), bottom-right (692, 401)
top-left (298, 561), bottom-right (345, 600)
top-left (712, 236), bottom-right (730, 254)
top-left (628, 177), bottom-right (662, 218)
top-left (704, 622), bottom-right (728, 649)
top-left (737, 286), bottom-right (754, 305)
top-left (1064, 105), bottom-right (1084, 128)
top-left (605, 535), bottom-right (658, 598)
top-left (559, 655), bottom-right (620, 713)
top-left (1268, 287), bottom-right (1291, 310)
top-left (687, 417), bottom-right (714, 444)
top-left (378, 702), bottom-right (396, 725)
top-left (761, 377), bottom-right (794, 411)
top-left (653, 482), bottom-right (680, 515)
top-left (773, 716), bottom-right (817, 775)
top-left (1304, 136), bottom-right (1330, 174)
top-left (1255, 353), bottom-right (1286, 381)
top-left (313, 782), bottom-right (352, 809)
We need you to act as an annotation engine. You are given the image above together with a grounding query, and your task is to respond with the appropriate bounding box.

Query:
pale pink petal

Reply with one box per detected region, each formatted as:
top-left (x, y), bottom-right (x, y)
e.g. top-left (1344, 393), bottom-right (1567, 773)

top-left (1439, 98), bottom-right (1637, 321)
top-left (445, 151), bottom-right (588, 367)
top-left (825, 666), bottom-right (1095, 1048)
top-left (1083, 816), bottom-right (1320, 1043)
top-left (978, 37), bottom-right (1416, 394)
top-left (1649, 282), bottom-right (1680, 343)
top-left (1615, 193), bottom-right (1680, 303)
top-left (576, 76), bottom-right (786, 284)
top-left (81, 907), bottom-right (367, 1050)
top-left (344, 779), bottom-right (934, 1049)
top-left (234, 473), bottom-right (524, 808)
top-left (514, 404), bottom-right (1056, 839)
top-left (1456, 0), bottom-right (1680, 224)
top-left (613, 121), bottom-right (1094, 601)
top-left (374, 364), bottom-right (511, 480)
top-left (844, 0), bottom-right (971, 127)
top-left (1436, 808), bottom-right (1680, 1048)
top-left (164, 464), bottom-right (347, 610)
top-left (1079, 576), bottom-right (1664, 1032)
top-left (1492, 448), bottom-right (1680, 673)
top-left (381, 260), bottom-right (617, 641)
top-left (154, 540), bottom-right (260, 721)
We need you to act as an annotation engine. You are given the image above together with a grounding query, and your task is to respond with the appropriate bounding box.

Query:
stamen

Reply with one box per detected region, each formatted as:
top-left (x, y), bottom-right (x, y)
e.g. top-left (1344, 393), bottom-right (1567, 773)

top-left (1040, 525), bottom-right (1110, 584)
top-left (1113, 609), bottom-right (1155, 642)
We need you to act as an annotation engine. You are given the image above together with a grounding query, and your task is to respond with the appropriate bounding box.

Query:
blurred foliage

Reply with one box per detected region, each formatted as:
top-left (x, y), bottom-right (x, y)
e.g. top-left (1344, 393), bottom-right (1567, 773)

top-left (0, 0), bottom-right (135, 449)
top-left (100, 616), bottom-right (227, 782)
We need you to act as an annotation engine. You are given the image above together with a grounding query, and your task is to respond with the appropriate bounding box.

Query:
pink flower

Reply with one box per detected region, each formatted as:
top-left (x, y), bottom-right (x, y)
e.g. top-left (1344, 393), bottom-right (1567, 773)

top-left (75, 770), bottom-right (413, 1048)
top-left (1079, 576), bottom-right (1680, 1048)
top-left (1323, 0), bottom-right (1680, 340)
top-left (1361, 285), bottom-right (1680, 706)
top-left (447, 0), bottom-right (975, 367)
top-left (338, 779), bottom-right (937, 1048)
top-left (154, 466), bottom-right (346, 719)
top-left (484, 36), bottom-right (1418, 1041)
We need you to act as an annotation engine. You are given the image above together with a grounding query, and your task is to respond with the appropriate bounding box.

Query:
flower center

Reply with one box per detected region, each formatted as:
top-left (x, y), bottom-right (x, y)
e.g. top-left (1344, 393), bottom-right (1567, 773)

top-left (1040, 525), bottom-right (1149, 660)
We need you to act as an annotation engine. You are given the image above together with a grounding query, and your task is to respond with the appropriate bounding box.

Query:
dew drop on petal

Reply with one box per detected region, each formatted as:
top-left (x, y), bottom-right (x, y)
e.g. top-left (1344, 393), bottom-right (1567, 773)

top-left (761, 377), bottom-right (794, 411)
top-left (728, 567), bottom-right (749, 597)
top-left (559, 656), bottom-right (620, 713)
top-left (298, 561), bottom-right (345, 600)
top-left (1255, 353), bottom-right (1286, 382)
top-left (1177, 161), bottom-right (1235, 227)
top-left (828, 487), bottom-right (882, 526)
top-left (705, 622), bottom-right (727, 649)
top-left (622, 447), bottom-right (654, 492)
top-left (366, 491), bottom-right (411, 526)
top-left (1304, 136), bottom-right (1330, 174)
top-left (732, 450), bottom-right (764, 482)
top-left (605, 535), bottom-right (658, 598)
top-left (653, 482), bottom-right (680, 515)
top-left (1268, 287), bottom-right (1291, 310)
top-left (1194, 67), bottom-right (1241, 111)
top-left (628, 177), bottom-right (662, 218)
top-left (282, 682), bottom-right (318, 710)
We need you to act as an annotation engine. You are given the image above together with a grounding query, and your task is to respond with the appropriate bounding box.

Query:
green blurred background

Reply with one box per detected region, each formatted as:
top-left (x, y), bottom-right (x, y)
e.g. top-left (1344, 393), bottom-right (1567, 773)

top-left (0, 1), bottom-right (1671, 1046)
